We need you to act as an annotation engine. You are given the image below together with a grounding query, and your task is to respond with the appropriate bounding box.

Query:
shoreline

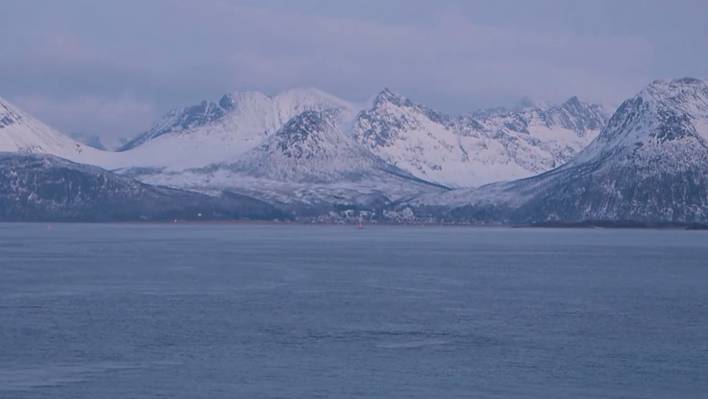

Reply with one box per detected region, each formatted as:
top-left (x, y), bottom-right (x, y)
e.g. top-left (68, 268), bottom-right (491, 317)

top-left (1, 219), bottom-right (706, 230)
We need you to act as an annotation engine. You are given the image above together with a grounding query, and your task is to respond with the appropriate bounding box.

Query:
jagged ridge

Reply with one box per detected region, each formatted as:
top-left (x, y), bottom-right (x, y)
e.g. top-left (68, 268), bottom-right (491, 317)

top-left (352, 89), bottom-right (609, 187)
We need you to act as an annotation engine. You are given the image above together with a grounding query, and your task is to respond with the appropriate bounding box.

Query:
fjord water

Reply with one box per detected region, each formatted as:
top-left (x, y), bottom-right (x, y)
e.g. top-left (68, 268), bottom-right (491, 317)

top-left (1, 224), bottom-right (706, 398)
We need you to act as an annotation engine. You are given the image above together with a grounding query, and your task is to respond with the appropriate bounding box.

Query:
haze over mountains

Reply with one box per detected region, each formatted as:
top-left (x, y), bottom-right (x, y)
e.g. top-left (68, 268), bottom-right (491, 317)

top-left (0, 78), bottom-right (706, 224)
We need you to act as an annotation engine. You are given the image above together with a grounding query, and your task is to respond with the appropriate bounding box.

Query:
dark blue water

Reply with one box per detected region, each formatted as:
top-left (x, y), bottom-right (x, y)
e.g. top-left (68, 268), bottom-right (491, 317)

top-left (1, 224), bottom-right (707, 398)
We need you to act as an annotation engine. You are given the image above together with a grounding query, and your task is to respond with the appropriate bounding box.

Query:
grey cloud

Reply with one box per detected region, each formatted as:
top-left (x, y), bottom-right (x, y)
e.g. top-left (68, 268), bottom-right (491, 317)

top-left (0, 0), bottom-right (706, 140)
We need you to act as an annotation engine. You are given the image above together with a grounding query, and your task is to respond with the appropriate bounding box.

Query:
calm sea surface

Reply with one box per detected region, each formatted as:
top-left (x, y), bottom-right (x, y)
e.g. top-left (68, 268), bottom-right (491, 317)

top-left (1, 223), bottom-right (707, 398)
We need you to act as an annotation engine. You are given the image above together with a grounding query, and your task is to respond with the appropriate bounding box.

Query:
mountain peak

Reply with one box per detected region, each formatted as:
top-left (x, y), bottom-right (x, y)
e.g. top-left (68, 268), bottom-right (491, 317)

top-left (373, 88), bottom-right (411, 108)
top-left (637, 77), bottom-right (708, 123)
top-left (582, 77), bottom-right (708, 164)
top-left (562, 96), bottom-right (581, 108)
top-left (643, 77), bottom-right (708, 100)
top-left (118, 99), bottom-right (229, 151)
top-left (218, 94), bottom-right (235, 111)
top-left (231, 108), bottom-right (387, 184)
top-left (276, 110), bottom-right (333, 145)
top-left (674, 77), bottom-right (705, 85)
top-left (649, 77), bottom-right (705, 87)
top-left (557, 95), bottom-right (602, 116)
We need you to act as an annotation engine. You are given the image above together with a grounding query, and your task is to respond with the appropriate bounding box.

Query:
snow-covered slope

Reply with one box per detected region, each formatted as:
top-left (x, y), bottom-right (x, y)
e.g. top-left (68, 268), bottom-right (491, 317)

top-left (353, 89), bottom-right (608, 188)
top-left (68, 133), bottom-right (108, 150)
top-left (414, 78), bottom-right (708, 224)
top-left (112, 88), bottom-right (356, 170)
top-left (0, 97), bottom-right (107, 164)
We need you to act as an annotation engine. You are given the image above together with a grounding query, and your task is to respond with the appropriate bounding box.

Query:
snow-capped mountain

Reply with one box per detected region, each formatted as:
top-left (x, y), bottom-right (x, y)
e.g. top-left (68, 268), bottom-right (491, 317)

top-left (415, 78), bottom-right (708, 224)
top-left (129, 108), bottom-right (446, 215)
top-left (110, 89), bottom-right (438, 211)
top-left (113, 87), bottom-right (607, 189)
top-left (353, 89), bottom-right (608, 188)
top-left (231, 109), bottom-right (400, 183)
top-left (0, 90), bottom-right (446, 216)
top-left (112, 88), bottom-right (356, 170)
top-left (0, 97), bottom-right (106, 163)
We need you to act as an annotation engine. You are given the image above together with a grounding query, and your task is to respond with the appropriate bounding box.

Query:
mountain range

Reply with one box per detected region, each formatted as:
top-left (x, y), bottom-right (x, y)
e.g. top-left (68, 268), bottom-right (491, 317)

top-left (412, 78), bottom-right (708, 225)
top-left (0, 78), bottom-right (706, 224)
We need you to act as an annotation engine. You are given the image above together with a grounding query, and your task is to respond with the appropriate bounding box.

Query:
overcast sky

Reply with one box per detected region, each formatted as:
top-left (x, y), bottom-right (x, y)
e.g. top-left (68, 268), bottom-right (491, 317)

top-left (1, 0), bottom-right (707, 141)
